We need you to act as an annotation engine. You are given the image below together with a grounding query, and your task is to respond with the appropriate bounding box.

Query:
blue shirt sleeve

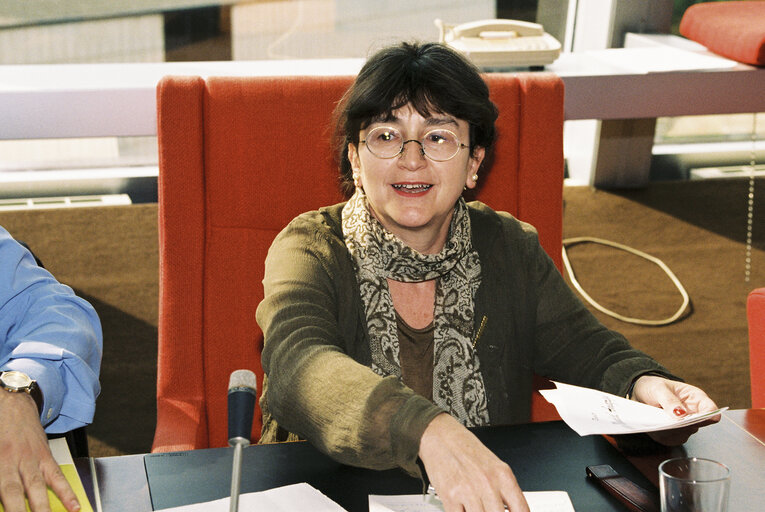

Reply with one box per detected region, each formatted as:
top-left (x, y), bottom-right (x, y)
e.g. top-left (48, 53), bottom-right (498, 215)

top-left (0, 226), bottom-right (103, 434)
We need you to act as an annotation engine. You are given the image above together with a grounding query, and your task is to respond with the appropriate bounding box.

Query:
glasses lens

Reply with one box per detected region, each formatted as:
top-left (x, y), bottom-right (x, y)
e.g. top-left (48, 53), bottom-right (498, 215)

top-left (422, 129), bottom-right (460, 161)
top-left (365, 127), bottom-right (403, 158)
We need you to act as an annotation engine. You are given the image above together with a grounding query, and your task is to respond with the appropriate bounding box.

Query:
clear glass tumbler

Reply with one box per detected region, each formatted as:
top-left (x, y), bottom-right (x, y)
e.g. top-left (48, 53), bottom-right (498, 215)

top-left (659, 457), bottom-right (730, 512)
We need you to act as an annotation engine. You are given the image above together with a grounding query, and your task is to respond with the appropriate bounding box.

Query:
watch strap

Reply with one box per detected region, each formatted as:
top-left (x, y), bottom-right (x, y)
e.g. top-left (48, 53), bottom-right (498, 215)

top-left (28, 380), bottom-right (44, 415)
top-left (586, 464), bottom-right (659, 512)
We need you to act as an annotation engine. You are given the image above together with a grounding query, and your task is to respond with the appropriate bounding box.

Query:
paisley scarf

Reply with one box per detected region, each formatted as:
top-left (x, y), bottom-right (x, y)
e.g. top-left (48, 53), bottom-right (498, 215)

top-left (341, 188), bottom-right (490, 426)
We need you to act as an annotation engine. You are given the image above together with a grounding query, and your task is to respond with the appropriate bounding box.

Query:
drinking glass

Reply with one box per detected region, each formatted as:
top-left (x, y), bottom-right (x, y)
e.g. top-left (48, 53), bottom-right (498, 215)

top-left (659, 457), bottom-right (730, 512)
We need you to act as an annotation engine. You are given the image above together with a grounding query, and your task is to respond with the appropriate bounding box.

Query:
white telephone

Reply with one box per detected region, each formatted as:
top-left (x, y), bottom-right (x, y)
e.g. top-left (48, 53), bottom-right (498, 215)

top-left (435, 18), bottom-right (561, 69)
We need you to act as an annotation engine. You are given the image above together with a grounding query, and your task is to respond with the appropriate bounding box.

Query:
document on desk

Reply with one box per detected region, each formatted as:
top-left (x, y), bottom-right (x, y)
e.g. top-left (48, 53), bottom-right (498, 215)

top-left (0, 438), bottom-right (94, 512)
top-left (159, 482), bottom-right (347, 511)
top-left (369, 491), bottom-right (574, 512)
top-left (540, 381), bottom-right (726, 436)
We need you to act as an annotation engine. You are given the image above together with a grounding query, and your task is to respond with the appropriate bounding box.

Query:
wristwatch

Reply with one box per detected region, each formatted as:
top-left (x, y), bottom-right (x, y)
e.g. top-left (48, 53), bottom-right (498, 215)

top-left (0, 370), bottom-right (44, 414)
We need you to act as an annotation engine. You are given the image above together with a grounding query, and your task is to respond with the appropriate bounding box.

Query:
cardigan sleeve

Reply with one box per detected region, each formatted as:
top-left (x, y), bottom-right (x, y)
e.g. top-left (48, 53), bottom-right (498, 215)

top-left (256, 213), bottom-right (443, 476)
top-left (509, 220), bottom-right (676, 397)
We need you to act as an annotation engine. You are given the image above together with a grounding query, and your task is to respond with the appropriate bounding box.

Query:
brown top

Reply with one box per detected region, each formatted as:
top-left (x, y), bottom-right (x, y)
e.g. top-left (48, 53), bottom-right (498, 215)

top-left (396, 313), bottom-right (434, 402)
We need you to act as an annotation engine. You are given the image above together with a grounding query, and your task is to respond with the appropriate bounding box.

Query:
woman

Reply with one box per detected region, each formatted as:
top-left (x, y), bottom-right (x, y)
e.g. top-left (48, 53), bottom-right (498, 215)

top-left (256, 41), bottom-right (718, 512)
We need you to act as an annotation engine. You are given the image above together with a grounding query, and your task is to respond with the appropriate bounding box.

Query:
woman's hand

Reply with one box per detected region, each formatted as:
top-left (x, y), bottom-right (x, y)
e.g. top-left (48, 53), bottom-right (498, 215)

top-left (419, 413), bottom-right (529, 512)
top-left (0, 391), bottom-right (80, 512)
top-left (631, 375), bottom-right (721, 446)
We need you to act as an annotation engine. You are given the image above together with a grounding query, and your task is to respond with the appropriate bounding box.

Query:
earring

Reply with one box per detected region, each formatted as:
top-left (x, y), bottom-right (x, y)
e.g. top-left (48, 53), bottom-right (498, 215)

top-left (472, 174), bottom-right (478, 182)
top-left (352, 171), bottom-right (361, 188)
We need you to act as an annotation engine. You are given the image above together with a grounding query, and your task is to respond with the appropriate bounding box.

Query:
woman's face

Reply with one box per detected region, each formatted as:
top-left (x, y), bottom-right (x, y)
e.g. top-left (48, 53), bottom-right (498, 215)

top-left (348, 104), bottom-right (484, 252)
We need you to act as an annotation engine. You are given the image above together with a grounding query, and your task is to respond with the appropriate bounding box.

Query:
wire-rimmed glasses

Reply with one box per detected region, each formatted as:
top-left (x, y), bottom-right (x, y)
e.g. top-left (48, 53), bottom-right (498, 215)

top-left (360, 126), bottom-right (468, 162)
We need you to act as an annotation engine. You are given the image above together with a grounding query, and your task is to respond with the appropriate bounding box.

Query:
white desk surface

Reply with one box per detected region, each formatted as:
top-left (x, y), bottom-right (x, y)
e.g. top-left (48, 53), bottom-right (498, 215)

top-left (2, 40), bottom-right (764, 140)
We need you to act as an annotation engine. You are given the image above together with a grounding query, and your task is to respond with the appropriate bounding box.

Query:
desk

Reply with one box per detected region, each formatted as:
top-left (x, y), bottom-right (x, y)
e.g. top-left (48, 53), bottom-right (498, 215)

top-left (2, 37), bottom-right (764, 192)
top-left (77, 409), bottom-right (764, 512)
top-left (3, 44), bottom-right (763, 141)
top-left (623, 409), bottom-right (765, 512)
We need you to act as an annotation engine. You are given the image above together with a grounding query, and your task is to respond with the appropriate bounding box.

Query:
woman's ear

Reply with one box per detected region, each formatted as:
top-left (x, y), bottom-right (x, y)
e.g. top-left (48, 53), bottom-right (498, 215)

top-left (348, 143), bottom-right (363, 188)
top-left (465, 146), bottom-right (485, 190)
top-left (348, 143), bottom-right (360, 172)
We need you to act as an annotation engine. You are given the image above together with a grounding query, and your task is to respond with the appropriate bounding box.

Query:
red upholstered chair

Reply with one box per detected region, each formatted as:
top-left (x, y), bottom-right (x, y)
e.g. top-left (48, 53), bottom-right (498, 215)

top-left (679, 1), bottom-right (765, 66)
top-left (747, 288), bottom-right (765, 408)
top-left (152, 72), bottom-right (564, 453)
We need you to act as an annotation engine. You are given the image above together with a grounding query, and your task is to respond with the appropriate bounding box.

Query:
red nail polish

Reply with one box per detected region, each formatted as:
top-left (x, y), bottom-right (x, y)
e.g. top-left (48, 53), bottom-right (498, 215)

top-left (673, 407), bottom-right (687, 416)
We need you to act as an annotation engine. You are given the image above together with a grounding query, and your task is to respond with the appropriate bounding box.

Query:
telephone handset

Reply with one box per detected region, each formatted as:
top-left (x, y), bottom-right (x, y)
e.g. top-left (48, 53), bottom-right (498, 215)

top-left (435, 18), bottom-right (561, 69)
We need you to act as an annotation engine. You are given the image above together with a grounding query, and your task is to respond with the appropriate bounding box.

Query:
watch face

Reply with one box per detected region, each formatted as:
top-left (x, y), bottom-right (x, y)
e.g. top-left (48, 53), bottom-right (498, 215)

top-left (1, 371), bottom-right (33, 389)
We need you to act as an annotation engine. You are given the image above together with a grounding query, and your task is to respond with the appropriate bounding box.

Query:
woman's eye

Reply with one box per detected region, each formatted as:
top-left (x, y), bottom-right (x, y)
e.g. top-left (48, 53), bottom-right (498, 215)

top-left (376, 130), bottom-right (399, 142)
top-left (426, 131), bottom-right (452, 144)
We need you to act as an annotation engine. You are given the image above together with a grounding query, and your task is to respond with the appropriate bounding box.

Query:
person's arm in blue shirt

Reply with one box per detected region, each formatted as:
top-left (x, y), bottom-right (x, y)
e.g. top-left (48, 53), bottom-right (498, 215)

top-left (0, 225), bottom-right (102, 512)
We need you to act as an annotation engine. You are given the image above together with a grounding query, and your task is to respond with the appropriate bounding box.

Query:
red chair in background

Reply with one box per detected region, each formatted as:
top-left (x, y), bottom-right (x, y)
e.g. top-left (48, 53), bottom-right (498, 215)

top-left (747, 288), bottom-right (765, 408)
top-left (151, 72), bottom-right (565, 452)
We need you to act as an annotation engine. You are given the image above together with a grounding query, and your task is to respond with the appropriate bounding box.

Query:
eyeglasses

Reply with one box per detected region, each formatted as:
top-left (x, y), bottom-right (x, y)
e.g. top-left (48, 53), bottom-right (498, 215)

top-left (360, 126), bottom-right (468, 162)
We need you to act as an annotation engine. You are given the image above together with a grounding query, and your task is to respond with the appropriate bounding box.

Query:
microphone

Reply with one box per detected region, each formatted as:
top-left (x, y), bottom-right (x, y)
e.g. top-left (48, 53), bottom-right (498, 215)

top-left (227, 369), bottom-right (257, 512)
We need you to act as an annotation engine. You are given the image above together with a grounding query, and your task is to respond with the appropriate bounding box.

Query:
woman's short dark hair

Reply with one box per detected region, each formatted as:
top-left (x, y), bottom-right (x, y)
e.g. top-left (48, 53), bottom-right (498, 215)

top-left (334, 41), bottom-right (498, 196)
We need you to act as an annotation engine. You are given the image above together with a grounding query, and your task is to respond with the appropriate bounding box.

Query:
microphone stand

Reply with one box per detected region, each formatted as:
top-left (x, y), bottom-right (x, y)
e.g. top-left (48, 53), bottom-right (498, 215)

top-left (229, 437), bottom-right (249, 512)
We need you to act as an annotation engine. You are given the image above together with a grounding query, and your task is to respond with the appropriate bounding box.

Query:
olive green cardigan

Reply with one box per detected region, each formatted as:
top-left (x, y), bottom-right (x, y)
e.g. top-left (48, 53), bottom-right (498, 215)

top-left (256, 201), bottom-right (670, 476)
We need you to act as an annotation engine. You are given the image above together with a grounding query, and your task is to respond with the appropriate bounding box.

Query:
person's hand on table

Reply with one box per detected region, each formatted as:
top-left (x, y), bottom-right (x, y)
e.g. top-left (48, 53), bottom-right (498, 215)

top-left (419, 413), bottom-right (530, 512)
top-left (0, 390), bottom-right (80, 512)
top-left (632, 374), bottom-right (721, 446)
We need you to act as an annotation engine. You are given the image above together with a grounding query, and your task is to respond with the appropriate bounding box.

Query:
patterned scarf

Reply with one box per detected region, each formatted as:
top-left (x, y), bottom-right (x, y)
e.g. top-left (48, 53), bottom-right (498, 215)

top-left (341, 188), bottom-right (490, 426)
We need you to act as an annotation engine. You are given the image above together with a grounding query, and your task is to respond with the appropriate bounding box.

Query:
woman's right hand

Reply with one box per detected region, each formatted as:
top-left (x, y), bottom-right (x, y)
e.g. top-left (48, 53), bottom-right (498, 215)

top-left (418, 413), bottom-right (530, 512)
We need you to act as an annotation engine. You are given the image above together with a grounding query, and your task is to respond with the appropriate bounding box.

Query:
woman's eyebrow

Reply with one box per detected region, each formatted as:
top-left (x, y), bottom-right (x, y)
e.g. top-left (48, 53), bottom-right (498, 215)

top-left (424, 116), bottom-right (459, 128)
top-left (369, 113), bottom-right (398, 124)
top-left (367, 114), bottom-right (459, 128)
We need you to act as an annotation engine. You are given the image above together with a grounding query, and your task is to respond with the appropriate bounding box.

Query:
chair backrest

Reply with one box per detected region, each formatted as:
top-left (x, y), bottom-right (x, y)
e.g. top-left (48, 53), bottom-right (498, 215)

top-left (747, 287), bottom-right (765, 408)
top-left (152, 73), bottom-right (565, 452)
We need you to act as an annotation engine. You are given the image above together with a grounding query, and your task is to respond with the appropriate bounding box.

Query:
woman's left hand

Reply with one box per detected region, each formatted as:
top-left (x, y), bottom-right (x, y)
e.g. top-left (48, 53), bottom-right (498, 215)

top-left (631, 375), bottom-right (721, 446)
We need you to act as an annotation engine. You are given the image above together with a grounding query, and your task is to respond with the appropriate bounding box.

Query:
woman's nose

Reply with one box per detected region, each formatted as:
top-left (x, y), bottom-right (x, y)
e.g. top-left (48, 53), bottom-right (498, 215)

top-left (399, 140), bottom-right (427, 168)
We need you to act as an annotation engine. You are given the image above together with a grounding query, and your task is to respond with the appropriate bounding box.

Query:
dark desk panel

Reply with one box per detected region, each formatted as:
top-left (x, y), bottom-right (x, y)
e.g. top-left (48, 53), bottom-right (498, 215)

top-left (144, 421), bottom-right (654, 511)
top-left (81, 411), bottom-right (764, 512)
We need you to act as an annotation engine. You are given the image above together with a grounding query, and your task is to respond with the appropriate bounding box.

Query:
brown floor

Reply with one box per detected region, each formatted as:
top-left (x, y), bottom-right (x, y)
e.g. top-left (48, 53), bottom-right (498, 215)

top-left (1, 177), bottom-right (762, 457)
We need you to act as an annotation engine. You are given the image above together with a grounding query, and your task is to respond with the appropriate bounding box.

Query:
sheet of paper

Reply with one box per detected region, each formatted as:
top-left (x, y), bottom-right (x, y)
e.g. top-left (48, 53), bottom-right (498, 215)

top-left (369, 491), bottom-right (574, 512)
top-left (540, 381), bottom-right (726, 436)
top-left (160, 482), bottom-right (347, 512)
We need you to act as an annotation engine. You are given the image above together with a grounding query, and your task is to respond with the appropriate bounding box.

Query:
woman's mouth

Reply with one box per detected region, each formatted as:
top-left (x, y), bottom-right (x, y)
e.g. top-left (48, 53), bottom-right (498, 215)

top-left (392, 183), bottom-right (432, 194)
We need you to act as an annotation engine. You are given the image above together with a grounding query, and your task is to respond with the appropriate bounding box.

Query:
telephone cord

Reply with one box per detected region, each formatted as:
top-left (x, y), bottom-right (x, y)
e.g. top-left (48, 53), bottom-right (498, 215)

top-left (561, 236), bottom-right (690, 326)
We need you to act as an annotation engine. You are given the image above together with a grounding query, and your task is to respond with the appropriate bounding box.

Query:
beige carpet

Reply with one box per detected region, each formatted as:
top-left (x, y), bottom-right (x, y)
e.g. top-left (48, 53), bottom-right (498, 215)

top-left (0, 177), bottom-right (762, 457)
top-left (562, 178), bottom-right (763, 414)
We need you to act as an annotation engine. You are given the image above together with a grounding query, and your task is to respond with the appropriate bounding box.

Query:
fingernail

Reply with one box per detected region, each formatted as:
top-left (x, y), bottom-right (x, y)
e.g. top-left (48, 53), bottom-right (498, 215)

top-left (70, 499), bottom-right (81, 511)
top-left (673, 407), bottom-right (687, 417)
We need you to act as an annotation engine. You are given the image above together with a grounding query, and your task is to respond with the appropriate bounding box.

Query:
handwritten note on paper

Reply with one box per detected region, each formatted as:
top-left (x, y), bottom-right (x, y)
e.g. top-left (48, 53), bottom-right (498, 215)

top-left (540, 381), bottom-right (726, 436)
top-left (161, 483), bottom-right (347, 512)
top-left (369, 491), bottom-right (574, 512)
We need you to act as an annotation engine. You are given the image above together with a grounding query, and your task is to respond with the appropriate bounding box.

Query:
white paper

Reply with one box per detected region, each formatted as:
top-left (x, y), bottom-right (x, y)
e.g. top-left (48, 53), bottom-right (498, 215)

top-left (369, 491), bottom-right (574, 512)
top-left (49, 437), bottom-right (74, 465)
top-left (540, 381), bottom-right (726, 436)
top-left (160, 483), bottom-right (347, 512)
